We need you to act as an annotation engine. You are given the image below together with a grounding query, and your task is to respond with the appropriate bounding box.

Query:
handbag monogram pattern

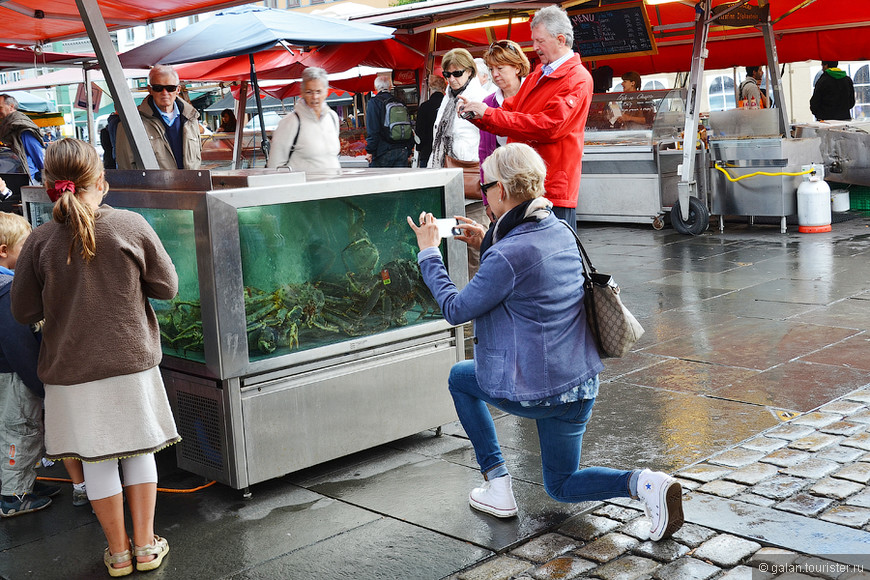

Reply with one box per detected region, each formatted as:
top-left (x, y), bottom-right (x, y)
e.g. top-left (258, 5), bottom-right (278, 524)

top-left (563, 223), bottom-right (645, 358)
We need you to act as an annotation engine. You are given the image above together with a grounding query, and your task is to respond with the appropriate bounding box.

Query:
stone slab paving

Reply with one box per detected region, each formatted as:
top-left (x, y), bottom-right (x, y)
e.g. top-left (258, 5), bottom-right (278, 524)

top-left (449, 387), bottom-right (870, 580)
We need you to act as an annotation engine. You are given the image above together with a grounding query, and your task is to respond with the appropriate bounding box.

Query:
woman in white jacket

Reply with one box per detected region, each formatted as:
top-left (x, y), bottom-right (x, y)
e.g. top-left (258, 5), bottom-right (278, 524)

top-left (268, 67), bottom-right (340, 173)
top-left (428, 48), bottom-right (490, 275)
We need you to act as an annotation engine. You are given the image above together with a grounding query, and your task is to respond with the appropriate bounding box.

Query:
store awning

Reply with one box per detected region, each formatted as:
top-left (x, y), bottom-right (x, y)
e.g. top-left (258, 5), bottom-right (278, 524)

top-left (5, 90), bottom-right (54, 113)
top-left (26, 112), bottom-right (66, 127)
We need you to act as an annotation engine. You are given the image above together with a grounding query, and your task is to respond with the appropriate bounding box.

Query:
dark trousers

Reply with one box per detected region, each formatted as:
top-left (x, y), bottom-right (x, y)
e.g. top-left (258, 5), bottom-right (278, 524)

top-left (370, 147), bottom-right (410, 168)
top-left (553, 205), bottom-right (577, 230)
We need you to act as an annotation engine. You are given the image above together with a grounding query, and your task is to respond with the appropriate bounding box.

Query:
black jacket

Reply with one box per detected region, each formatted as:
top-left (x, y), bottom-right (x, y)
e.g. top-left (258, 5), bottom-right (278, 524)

top-left (415, 92), bottom-right (444, 166)
top-left (365, 91), bottom-right (414, 157)
top-left (0, 273), bottom-right (43, 397)
top-left (810, 71), bottom-right (856, 121)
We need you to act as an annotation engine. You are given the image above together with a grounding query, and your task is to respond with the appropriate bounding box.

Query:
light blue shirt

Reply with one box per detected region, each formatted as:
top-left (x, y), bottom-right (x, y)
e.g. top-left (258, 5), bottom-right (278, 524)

top-left (157, 101), bottom-right (180, 126)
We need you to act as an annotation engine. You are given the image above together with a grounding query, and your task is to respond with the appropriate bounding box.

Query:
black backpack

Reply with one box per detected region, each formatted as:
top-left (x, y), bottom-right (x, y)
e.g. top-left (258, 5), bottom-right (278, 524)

top-left (381, 96), bottom-right (413, 143)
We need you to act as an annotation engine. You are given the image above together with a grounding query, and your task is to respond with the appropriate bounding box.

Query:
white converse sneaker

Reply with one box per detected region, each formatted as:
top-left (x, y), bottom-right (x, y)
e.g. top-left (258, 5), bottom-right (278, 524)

top-left (469, 474), bottom-right (518, 518)
top-left (636, 469), bottom-right (683, 541)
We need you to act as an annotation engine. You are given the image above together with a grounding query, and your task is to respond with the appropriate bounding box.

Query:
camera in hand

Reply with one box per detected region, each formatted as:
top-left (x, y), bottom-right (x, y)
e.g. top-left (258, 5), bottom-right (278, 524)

top-left (460, 110), bottom-right (475, 120)
top-left (435, 218), bottom-right (463, 238)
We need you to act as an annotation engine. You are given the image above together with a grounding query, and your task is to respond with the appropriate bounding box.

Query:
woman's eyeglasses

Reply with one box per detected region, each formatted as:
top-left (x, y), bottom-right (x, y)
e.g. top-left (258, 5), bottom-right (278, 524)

top-left (442, 70), bottom-right (468, 79)
top-left (480, 181), bottom-right (499, 197)
top-left (150, 84), bottom-right (178, 93)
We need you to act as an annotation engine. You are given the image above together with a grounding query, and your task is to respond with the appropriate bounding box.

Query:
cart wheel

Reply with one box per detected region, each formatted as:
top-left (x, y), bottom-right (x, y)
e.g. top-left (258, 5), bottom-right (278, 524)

top-left (671, 196), bottom-right (709, 235)
top-left (652, 216), bottom-right (664, 230)
top-left (434, 426), bottom-right (443, 437)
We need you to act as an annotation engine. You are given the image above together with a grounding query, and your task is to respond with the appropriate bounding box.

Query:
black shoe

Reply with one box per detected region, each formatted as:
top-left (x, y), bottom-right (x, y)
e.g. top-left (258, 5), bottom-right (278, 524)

top-left (33, 481), bottom-right (62, 498)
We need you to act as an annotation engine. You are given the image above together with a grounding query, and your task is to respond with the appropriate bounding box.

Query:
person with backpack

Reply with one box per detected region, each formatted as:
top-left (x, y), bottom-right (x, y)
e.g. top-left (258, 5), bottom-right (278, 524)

top-left (365, 73), bottom-right (415, 168)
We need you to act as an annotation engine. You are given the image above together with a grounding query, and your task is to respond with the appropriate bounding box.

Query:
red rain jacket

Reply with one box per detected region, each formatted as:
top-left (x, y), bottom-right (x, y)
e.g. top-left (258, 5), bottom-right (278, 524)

top-left (474, 53), bottom-right (593, 208)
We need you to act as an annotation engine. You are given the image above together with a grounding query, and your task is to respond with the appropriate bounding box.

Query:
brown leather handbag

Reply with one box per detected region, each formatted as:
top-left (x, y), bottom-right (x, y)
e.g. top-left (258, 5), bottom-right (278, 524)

top-left (445, 155), bottom-right (482, 200)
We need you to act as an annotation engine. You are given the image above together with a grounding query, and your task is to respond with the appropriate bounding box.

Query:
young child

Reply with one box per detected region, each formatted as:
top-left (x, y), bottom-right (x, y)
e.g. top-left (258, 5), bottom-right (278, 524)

top-left (0, 211), bottom-right (61, 516)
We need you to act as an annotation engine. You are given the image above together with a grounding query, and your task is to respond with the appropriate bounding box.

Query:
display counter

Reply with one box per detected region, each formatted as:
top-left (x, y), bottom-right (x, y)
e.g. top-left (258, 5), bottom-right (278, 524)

top-left (23, 167), bottom-right (466, 492)
top-left (707, 109), bottom-right (822, 233)
top-left (578, 88), bottom-right (709, 231)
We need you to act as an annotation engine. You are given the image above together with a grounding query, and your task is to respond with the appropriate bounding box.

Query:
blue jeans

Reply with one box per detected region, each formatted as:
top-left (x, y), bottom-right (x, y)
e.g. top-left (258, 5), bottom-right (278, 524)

top-left (370, 147), bottom-right (409, 168)
top-left (448, 360), bottom-right (634, 502)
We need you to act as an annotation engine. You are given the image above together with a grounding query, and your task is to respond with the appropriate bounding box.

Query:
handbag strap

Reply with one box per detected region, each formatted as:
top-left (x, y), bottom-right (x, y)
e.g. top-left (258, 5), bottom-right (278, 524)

top-left (287, 111), bottom-right (301, 162)
top-left (560, 220), bottom-right (597, 279)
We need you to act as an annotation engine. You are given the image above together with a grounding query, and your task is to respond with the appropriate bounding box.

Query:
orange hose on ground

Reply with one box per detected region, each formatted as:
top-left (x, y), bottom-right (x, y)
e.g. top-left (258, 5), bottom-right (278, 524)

top-left (36, 476), bottom-right (217, 494)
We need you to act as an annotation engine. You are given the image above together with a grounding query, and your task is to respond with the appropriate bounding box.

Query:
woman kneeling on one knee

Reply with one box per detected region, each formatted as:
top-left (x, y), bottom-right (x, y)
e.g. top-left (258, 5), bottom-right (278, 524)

top-left (408, 142), bottom-right (683, 541)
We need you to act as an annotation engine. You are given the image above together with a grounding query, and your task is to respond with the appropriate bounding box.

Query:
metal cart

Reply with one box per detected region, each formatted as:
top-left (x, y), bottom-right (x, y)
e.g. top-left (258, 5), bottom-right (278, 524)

top-left (577, 88), bottom-right (709, 232)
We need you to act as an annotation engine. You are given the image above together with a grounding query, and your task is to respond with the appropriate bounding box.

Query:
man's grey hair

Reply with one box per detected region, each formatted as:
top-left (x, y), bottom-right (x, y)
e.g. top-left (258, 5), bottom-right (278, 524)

top-left (531, 5), bottom-right (574, 47)
top-left (302, 67), bottom-right (329, 87)
top-left (374, 73), bottom-right (392, 93)
top-left (0, 94), bottom-right (19, 110)
top-left (149, 64), bottom-right (180, 84)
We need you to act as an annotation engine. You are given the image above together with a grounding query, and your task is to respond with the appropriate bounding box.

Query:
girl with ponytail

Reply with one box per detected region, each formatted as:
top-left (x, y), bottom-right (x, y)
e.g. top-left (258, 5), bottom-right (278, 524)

top-left (11, 138), bottom-right (180, 576)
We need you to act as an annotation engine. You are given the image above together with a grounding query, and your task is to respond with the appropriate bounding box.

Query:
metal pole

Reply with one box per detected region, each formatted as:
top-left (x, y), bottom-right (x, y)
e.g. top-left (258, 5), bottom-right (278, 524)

top-left (761, 18), bottom-right (790, 137)
top-left (84, 68), bottom-right (95, 145)
top-left (249, 54), bottom-right (269, 164)
top-left (75, 0), bottom-right (158, 169)
top-left (677, 0), bottom-right (711, 221)
top-left (232, 81), bottom-right (248, 170)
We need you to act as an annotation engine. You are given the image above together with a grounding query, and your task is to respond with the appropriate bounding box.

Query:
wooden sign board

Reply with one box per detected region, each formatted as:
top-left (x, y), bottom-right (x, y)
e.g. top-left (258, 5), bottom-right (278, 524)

top-left (712, 2), bottom-right (770, 27)
top-left (568, 2), bottom-right (657, 61)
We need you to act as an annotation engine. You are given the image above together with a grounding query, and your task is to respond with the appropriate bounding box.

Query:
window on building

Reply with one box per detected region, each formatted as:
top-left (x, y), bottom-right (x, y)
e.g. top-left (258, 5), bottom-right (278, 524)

top-left (642, 80), bottom-right (666, 91)
top-left (146, 23), bottom-right (155, 40)
top-left (708, 75), bottom-right (735, 111)
top-left (286, 0), bottom-right (300, 6)
top-left (166, 20), bottom-right (177, 34)
top-left (189, 15), bottom-right (199, 25)
top-left (125, 28), bottom-right (135, 43)
top-left (851, 65), bottom-right (869, 120)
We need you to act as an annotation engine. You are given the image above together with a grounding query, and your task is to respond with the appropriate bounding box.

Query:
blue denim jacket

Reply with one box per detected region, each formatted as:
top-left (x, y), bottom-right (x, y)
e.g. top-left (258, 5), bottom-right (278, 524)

top-left (418, 213), bottom-right (603, 402)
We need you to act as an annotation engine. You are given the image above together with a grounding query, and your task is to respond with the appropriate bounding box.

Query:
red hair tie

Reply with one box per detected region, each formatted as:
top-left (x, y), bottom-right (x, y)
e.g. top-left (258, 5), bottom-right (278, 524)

top-left (47, 180), bottom-right (75, 202)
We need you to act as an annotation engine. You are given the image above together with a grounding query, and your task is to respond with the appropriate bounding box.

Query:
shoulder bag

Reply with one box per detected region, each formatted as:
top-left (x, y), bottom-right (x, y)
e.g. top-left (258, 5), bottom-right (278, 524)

top-left (563, 222), bottom-right (645, 358)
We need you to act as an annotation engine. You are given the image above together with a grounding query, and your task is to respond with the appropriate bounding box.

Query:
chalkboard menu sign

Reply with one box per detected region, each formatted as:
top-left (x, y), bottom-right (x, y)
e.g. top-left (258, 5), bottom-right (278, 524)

top-left (568, 2), bottom-right (657, 61)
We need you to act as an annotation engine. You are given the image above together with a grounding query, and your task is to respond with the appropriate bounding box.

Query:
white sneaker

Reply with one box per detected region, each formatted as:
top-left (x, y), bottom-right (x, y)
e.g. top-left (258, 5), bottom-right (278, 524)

top-left (469, 474), bottom-right (518, 518)
top-left (637, 469), bottom-right (683, 541)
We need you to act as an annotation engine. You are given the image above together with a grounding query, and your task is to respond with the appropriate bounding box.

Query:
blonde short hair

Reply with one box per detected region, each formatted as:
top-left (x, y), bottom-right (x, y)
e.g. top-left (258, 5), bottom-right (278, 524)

top-left (481, 143), bottom-right (546, 202)
top-left (0, 211), bottom-right (30, 250)
top-left (441, 48), bottom-right (476, 78)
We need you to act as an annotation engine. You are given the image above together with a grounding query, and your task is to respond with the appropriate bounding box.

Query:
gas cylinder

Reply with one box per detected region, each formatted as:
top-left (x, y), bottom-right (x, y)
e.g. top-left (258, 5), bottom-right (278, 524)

top-left (797, 164), bottom-right (832, 233)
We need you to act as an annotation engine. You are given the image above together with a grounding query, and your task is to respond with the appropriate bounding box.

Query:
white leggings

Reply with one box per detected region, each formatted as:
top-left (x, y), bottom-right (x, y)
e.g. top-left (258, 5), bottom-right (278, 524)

top-left (81, 454), bottom-right (158, 501)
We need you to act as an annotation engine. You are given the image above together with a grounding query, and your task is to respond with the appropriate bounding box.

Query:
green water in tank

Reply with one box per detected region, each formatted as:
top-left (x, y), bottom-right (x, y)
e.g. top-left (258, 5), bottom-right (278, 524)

top-left (237, 187), bottom-right (446, 360)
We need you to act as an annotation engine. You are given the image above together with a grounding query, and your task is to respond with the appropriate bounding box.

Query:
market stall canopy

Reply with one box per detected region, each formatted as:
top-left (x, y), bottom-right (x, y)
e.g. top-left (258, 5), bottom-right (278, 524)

top-left (0, 1), bottom-right (253, 46)
top-left (0, 45), bottom-right (91, 69)
top-left (175, 40), bottom-right (422, 83)
top-left (118, 4), bottom-right (396, 68)
top-left (0, 67), bottom-right (149, 92)
top-left (6, 90), bottom-right (54, 113)
top-left (354, 0), bottom-right (870, 76)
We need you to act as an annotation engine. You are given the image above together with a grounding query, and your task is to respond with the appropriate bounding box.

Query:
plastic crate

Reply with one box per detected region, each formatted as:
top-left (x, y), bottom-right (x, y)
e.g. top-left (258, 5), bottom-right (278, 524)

top-left (850, 186), bottom-right (870, 210)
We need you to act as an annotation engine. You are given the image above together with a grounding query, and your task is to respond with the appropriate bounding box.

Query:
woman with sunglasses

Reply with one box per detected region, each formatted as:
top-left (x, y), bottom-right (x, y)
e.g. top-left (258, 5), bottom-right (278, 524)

top-left (429, 48), bottom-right (490, 275)
top-left (408, 143), bottom-right (683, 542)
top-left (478, 40), bottom-right (531, 221)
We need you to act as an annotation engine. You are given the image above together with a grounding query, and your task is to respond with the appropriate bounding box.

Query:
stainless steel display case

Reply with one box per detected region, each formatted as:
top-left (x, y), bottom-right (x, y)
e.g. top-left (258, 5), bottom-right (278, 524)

top-left (23, 168), bottom-right (466, 492)
top-left (578, 88), bottom-right (708, 229)
top-left (708, 109), bottom-right (822, 233)
top-left (794, 122), bottom-right (870, 187)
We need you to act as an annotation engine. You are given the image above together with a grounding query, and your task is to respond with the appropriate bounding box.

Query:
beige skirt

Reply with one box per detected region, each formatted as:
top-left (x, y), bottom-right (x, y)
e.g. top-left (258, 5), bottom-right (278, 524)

top-left (44, 366), bottom-right (180, 463)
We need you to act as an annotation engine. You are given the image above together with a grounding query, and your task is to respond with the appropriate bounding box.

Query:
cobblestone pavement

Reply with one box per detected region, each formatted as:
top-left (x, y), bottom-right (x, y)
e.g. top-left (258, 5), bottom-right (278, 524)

top-left (448, 388), bottom-right (870, 580)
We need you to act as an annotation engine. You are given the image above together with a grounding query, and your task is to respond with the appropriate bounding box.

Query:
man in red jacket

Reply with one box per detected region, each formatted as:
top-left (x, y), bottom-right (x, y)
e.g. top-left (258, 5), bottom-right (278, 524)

top-left (458, 4), bottom-right (592, 229)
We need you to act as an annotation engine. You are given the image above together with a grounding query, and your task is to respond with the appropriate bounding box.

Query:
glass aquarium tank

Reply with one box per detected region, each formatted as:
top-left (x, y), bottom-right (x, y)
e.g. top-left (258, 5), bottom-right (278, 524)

top-left (235, 188), bottom-right (445, 360)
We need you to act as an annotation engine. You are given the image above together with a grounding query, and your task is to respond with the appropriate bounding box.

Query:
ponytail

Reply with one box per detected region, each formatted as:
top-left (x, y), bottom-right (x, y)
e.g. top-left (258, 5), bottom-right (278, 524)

top-left (43, 139), bottom-right (103, 264)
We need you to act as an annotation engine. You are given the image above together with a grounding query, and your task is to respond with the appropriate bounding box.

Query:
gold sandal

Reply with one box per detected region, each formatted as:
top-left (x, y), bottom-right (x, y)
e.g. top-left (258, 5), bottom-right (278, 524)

top-left (133, 535), bottom-right (169, 572)
top-left (103, 546), bottom-right (133, 577)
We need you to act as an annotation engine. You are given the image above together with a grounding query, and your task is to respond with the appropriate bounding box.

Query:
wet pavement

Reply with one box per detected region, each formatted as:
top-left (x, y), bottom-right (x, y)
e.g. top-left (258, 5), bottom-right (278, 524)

top-left (4, 214), bottom-right (870, 579)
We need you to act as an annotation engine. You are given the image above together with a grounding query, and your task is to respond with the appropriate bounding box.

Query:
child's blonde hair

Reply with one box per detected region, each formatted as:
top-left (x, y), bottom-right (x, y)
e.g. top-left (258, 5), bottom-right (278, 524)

top-left (0, 211), bottom-right (31, 250)
top-left (43, 138), bottom-right (104, 263)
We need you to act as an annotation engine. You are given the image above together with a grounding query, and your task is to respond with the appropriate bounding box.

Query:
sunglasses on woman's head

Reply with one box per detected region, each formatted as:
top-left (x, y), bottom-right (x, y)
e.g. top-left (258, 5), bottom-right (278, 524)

top-left (443, 70), bottom-right (467, 78)
top-left (489, 40), bottom-right (520, 53)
